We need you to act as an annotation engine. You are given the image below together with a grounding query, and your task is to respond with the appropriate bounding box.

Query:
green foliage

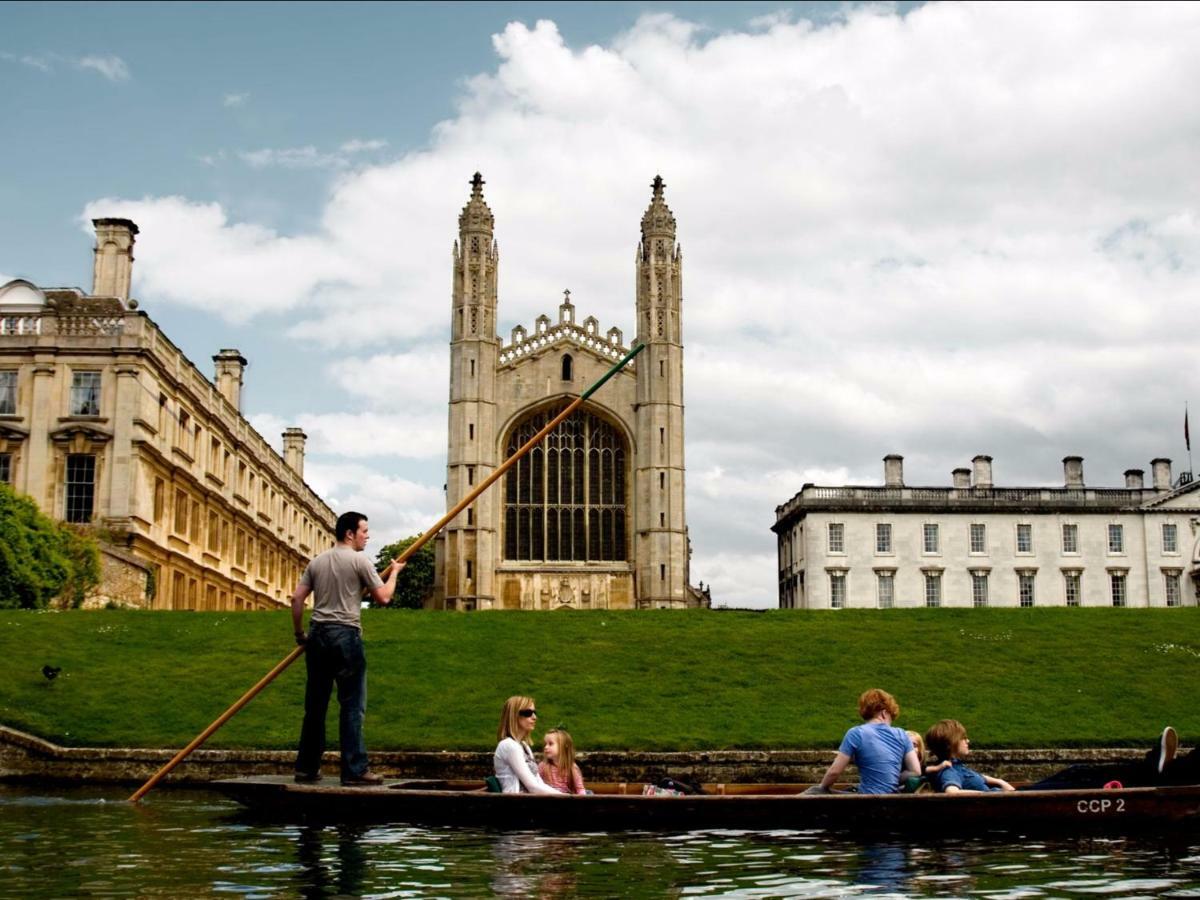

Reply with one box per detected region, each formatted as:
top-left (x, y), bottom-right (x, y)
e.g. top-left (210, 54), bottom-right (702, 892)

top-left (373, 534), bottom-right (435, 609)
top-left (1, 608), bottom-right (1198, 751)
top-left (0, 484), bottom-right (100, 609)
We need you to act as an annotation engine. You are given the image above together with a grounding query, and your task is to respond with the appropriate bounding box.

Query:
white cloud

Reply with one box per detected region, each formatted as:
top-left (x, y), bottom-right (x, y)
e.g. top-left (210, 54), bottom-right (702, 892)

top-left (251, 410), bottom-right (445, 460)
top-left (239, 146), bottom-right (342, 169)
top-left (81, 5), bottom-right (1200, 605)
top-left (77, 55), bottom-right (130, 82)
top-left (223, 92), bottom-right (250, 107)
top-left (340, 138), bottom-right (388, 154)
top-left (0, 52), bottom-right (53, 72)
top-left (302, 461), bottom-right (444, 550)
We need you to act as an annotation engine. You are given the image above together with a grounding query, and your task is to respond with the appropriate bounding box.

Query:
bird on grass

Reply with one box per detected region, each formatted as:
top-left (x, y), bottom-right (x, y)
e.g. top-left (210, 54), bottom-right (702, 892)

top-left (42, 665), bottom-right (61, 681)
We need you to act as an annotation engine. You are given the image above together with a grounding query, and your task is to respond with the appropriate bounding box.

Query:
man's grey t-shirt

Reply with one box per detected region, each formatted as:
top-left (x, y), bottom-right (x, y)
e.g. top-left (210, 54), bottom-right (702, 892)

top-left (300, 545), bottom-right (384, 629)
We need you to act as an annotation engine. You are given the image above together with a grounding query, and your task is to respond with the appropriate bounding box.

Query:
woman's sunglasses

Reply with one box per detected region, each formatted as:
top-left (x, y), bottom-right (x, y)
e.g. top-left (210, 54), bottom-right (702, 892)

top-left (518, 709), bottom-right (538, 718)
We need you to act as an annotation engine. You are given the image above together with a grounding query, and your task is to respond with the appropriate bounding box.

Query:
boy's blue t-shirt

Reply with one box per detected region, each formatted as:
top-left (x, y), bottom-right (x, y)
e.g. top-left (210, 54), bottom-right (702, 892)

top-left (838, 723), bottom-right (913, 794)
top-left (931, 760), bottom-right (998, 792)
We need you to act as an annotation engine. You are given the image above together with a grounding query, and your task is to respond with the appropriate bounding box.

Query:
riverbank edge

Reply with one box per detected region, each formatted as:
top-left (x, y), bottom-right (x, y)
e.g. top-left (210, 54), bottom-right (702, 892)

top-left (0, 725), bottom-right (1168, 786)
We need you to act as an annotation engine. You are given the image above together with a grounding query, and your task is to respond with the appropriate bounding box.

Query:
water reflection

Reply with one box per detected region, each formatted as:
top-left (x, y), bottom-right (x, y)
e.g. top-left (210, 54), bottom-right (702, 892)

top-left (2, 785), bottom-right (1200, 898)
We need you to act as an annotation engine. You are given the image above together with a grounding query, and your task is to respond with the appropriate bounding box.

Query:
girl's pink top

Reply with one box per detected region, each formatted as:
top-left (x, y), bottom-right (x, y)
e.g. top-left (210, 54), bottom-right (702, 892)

top-left (538, 761), bottom-right (587, 795)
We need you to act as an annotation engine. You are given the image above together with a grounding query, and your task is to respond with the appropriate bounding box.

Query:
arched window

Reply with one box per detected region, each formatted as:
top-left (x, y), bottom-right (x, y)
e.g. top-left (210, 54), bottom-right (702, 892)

top-left (561, 354), bottom-right (573, 381)
top-left (504, 408), bottom-right (627, 562)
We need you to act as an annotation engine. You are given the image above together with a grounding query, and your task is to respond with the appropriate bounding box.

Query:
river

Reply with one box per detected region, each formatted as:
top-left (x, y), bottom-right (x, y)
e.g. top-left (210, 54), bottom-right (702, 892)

top-left (2, 784), bottom-right (1199, 898)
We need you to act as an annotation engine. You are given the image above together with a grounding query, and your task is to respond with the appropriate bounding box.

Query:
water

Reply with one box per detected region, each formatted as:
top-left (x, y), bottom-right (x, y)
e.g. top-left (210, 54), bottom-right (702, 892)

top-left (2, 785), bottom-right (1200, 898)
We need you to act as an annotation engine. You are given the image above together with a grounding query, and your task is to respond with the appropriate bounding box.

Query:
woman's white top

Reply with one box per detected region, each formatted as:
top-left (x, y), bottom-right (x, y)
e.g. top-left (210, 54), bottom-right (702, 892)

top-left (493, 737), bottom-right (560, 794)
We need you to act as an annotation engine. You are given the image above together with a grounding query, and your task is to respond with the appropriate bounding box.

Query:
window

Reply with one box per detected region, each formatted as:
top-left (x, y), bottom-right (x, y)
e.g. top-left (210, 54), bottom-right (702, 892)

top-left (64, 454), bottom-right (95, 522)
top-left (1064, 571), bottom-right (1081, 607)
top-left (829, 572), bottom-right (846, 609)
top-left (876, 572), bottom-right (894, 609)
top-left (0, 370), bottom-right (15, 414)
top-left (971, 572), bottom-right (989, 607)
top-left (1018, 572), bottom-right (1035, 607)
top-left (828, 523), bottom-right (845, 554)
top-left (178, 410), bottom-right (191, 453)
top-left (0, 452), bottom-right (11, 483)
top-left (561, 354), bottom-right (573, 381)
top-left (969, 523), bottom-right (986, 554)
top-left (1108, 524), bottom-right (1124, 554)
top-left (207, 511), bottom-right (219, 552)
top-left (1062, 523), bottom-right (1078, 554)
top-left (875, 523), bottom-right (892, 554)
top-left (1165, 571), bottom-right (1182, 607)
top-left (1016, 523), bottom-right (1033, 554)
top-left (70, 371), bottom-right (101, 416)
top-left (153, 478), bottom-right (164, 522)
top-left (503, 409), bottom-right (627, 562)
top-left (1110, 571), bottom-right (1127, 607)
top-left (923, 523), bottom-right (939, 554)
top-left (924, 572), bottom-right (941, 607)
top-left (1162, 523), bottom-right (1178, 554)
top-left (174, 490), bottom-right (188, 534)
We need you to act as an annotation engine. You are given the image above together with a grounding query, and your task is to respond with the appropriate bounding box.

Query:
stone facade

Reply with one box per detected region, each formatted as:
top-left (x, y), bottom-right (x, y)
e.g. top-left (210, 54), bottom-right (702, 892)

top-left (0, 219), bottom-right (334, 611)
top-left (775, 454), bottom-right (1200, 609)
top-left (434, 175), bottom-right (709, 610)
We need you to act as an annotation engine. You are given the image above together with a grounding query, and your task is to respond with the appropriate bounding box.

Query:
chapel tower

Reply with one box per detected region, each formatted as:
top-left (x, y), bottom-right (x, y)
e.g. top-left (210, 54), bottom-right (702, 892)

top-left (441, 172), bottom-right (500, 608)
top-left (633, 175), bottom-right (690, 607)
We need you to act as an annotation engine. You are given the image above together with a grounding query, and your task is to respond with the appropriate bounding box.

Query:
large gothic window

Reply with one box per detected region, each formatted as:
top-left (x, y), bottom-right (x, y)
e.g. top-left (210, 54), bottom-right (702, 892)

top-left (504, 408), bottom-right (627, 562)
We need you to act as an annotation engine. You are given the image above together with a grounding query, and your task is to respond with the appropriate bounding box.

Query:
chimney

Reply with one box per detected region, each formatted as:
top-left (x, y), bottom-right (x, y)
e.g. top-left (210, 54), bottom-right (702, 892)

top-left (282, 427), bottom-right (307, 478)
top-left (972, 454), bottom-right (993, 489)
top-left (1152, 458), bottom-right (1172, 491)
top-left (952, 467), bottom-right (971, 489)
top-left (1063, 456), bottom-right (1084, 488)
top-left (1124, 468), bottom-right (1144, 489)
top-left (92, 218), bottom-right (139, 301)
top-left (213, 349), bottom-right (248, 412)
top-left (883, 454), bottom-right (904, 488)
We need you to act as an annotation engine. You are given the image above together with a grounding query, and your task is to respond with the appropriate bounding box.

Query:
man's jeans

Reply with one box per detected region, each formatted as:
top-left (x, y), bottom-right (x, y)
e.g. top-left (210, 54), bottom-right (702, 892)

top-left (295, 623), bottom-right (368, 779)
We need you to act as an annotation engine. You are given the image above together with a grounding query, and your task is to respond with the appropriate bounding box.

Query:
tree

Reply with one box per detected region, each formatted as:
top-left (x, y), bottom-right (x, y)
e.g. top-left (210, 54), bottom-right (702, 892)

top-left (0, 483), bottom-right (100, 609)
top-left (372, 534), bottom-right (436, 609)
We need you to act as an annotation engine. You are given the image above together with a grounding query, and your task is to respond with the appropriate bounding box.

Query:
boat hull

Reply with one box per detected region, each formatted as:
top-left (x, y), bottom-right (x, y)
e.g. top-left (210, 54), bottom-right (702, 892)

top-left (211, 778), bottom-right (1200, 834)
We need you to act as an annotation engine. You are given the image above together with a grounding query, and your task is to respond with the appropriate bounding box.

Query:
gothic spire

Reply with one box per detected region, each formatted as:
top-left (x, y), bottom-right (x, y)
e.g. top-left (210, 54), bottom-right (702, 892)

top-left (640, 173), bottom-right (676, 244)
top-left (459, 171), bottom-right (494, 236)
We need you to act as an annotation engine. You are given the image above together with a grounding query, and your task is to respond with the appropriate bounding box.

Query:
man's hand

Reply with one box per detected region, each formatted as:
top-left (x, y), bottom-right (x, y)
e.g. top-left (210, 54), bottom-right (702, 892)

top-left (295, 630), bottom-right (307, 647)
top-left (385, 558), bottom-right (406, 576)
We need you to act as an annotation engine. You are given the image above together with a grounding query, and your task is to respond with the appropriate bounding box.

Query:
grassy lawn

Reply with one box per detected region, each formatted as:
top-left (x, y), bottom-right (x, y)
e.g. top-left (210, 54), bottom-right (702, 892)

top-left (0, 608), bottom-right (1197, 752)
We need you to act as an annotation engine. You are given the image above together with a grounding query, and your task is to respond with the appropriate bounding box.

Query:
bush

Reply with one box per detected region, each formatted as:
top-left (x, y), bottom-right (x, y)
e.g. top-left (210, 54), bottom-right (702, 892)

top-left (373, 534), bottom-right (436, 609)
top-left (0, 483), bottom-right (101, 609)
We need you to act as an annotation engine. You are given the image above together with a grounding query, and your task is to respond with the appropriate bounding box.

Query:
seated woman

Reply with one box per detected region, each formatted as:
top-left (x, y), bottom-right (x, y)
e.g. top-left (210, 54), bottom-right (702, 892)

top-left (493, 695), bottom-right (561, 794)
top-left (809, 689), bottom-right (921, 795)
top-left (924, 719), bottom-right (1015, 793)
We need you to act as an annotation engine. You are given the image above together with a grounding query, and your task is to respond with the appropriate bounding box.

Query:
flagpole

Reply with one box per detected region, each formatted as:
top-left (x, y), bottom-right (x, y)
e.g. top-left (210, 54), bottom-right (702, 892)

top-left (1187, 402), bottom-right (1193, 479)
top-left (128, 342), bottom-right (646, 802)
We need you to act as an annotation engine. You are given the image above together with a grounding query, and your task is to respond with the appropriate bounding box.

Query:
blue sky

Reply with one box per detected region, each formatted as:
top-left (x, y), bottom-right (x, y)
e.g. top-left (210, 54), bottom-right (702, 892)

top-left (3, 2), bottom-right (1197, 607)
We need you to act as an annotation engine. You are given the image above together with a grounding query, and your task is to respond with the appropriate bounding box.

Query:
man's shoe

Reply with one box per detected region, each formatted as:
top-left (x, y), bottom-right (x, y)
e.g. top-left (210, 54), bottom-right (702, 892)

top-left (293, 771), bottom-right (323, 784)
top-left (1158, 726), bottom-right (1179, 773)
top-left (341, 770), bottom-right (385, 786)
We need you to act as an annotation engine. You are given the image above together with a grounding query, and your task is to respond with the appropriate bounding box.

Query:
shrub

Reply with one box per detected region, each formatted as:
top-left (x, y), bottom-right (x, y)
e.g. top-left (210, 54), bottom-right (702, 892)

top-left (0, 483), bottom-right (101, 609)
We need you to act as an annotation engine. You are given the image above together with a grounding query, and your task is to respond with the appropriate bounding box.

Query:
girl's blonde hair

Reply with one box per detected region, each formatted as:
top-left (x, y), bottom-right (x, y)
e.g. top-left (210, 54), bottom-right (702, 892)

top-left (544, 727), bottom-right (580, 793)
top-left (906, 730), bottom-right (926, 764)
top-left (497, 695), bottom-right (536, 743)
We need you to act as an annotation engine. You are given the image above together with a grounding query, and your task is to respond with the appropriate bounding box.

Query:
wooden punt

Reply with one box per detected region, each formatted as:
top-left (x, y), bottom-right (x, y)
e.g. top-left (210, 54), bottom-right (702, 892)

top-left (211, 777), bottom-right (1200, 833)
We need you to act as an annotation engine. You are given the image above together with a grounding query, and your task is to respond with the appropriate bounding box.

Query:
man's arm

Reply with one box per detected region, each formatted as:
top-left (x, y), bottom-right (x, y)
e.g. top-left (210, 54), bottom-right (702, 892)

top-left (368, 559), bottom-right (406, 606)
top-left (291, 584), bottom-right (312, 644)
top-left (817, 752), bottom-right (851, 791)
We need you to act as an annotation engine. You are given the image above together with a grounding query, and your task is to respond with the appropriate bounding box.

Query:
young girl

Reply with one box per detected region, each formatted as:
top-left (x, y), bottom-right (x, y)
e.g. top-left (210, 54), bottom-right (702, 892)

top-left (924, 719), bottom-right (1015, 793)
top-left (492, 696), bottom-right (559, 795)
top-left (539, 728), bottom-right (587, 795)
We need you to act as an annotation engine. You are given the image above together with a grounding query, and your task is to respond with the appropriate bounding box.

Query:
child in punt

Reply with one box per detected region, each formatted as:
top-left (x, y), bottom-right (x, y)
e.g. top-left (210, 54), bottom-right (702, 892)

top-left (538, 727), bottom-right (588, 795)
top-left (924, 719), bottom-right (1015, 793)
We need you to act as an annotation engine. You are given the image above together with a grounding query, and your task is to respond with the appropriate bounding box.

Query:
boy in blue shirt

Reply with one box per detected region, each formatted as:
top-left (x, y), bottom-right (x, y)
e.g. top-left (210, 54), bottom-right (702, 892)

top-left (810, 689), bottom-right (922, 795)
top-left (925, 719), bottom-right (1015, 793)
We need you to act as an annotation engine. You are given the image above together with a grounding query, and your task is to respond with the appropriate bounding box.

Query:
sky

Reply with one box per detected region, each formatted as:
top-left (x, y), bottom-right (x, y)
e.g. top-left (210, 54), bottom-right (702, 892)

top-left (2, 1), bottom-right (1198, 608)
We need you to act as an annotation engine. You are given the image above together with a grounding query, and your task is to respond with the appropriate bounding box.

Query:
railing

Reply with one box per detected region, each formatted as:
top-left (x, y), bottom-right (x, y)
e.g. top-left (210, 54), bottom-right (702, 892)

top-left (0, 315), bottom-right (42, 336)
top-left (781, 485), bottom-right (1149, 517)
top-left (57, 316), bottom-right (124, 336)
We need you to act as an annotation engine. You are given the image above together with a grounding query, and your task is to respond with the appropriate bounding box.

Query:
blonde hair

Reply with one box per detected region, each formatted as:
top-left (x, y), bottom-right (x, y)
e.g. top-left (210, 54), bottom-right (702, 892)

top-left (497, 695), bottom-right (537, 744)
top-left (858, 688), bottom-right (900, 721)
top-left (906, 730), bottom-right (926, 764)
top-left (544, 728), bottom-right (580, 793)
top-left (925, 719), bottom-right (968, 762)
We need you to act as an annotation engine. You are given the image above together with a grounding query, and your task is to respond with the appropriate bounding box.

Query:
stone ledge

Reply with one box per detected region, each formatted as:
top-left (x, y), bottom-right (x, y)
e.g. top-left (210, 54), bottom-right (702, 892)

top-left (1, 725), bottom-right (1172, 787)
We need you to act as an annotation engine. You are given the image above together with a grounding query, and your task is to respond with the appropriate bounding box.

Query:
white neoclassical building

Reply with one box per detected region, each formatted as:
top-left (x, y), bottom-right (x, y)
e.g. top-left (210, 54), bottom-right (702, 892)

top-left (774, 454), bottom-right (1199, 609)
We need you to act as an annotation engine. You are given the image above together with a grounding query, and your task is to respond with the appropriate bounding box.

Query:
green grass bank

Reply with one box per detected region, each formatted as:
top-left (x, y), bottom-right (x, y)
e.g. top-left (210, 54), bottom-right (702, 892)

top-left (1, 608), bottom-right (1197, 752)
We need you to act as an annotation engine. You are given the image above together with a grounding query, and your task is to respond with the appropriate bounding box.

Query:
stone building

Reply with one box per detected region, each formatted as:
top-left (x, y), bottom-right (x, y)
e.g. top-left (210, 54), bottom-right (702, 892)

top-left (433, 174), bottom-right (709, 610)
top-left (0, 218), bottom-right (334, 610)
top-left (774, 454), bottom-right (1199, 609)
